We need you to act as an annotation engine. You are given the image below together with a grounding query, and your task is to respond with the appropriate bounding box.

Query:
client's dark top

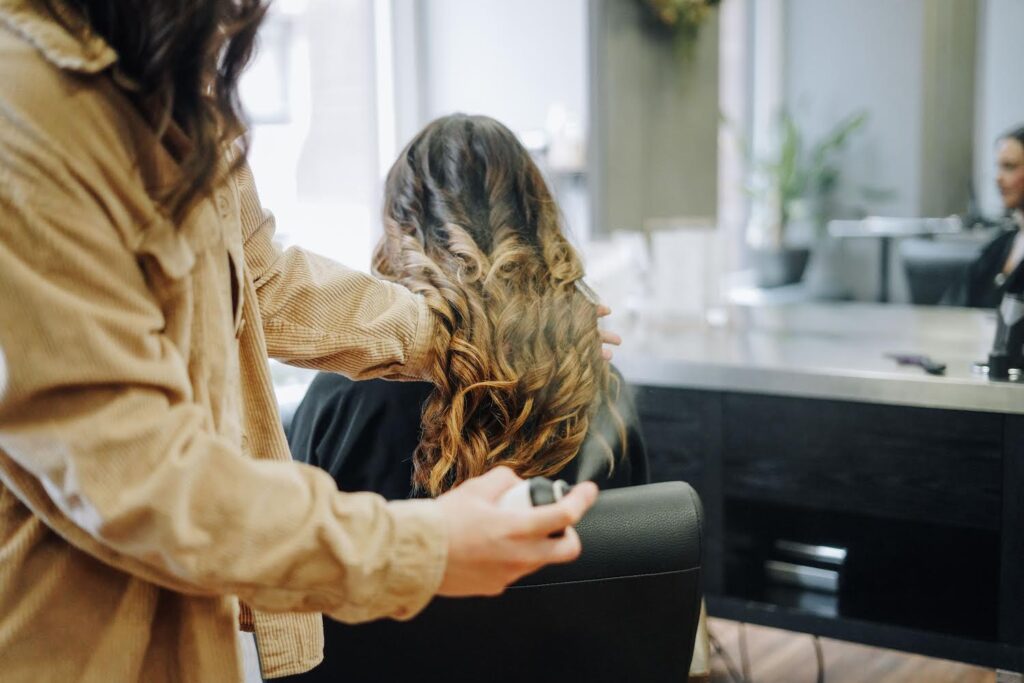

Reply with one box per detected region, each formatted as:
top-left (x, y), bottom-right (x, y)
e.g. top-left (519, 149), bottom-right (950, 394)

top-left (287, 371), bottom-right (648, 499)
top-left (944, 227), bottom-right (1023, 308)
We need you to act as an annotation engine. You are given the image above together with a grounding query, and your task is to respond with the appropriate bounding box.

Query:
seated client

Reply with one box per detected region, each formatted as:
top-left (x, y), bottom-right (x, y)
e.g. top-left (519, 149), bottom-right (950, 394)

top-left (288, 114), bottom-right (648, 500)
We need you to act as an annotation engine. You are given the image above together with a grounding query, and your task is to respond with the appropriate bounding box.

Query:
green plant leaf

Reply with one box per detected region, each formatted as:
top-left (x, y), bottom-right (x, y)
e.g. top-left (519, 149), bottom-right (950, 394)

top-left (810, 111), bottom-right (867, 169)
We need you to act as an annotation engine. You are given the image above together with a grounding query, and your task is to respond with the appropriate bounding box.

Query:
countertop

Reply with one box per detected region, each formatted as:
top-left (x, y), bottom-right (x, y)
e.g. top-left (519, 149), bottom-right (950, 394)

top-left (612, 302), bottom-right (1024, 415)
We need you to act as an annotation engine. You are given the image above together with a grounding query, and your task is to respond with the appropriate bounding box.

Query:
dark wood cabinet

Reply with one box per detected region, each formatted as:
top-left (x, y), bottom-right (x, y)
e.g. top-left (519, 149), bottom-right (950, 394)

top-left (635, 385), bottom-right (1024, 671)
top-left (721, 394), bottom-right (1003, 530)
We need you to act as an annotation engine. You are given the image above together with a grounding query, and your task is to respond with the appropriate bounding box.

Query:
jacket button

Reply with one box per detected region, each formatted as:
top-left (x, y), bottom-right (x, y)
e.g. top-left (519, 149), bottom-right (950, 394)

top-left (216, 193), bottom-right (231, 218)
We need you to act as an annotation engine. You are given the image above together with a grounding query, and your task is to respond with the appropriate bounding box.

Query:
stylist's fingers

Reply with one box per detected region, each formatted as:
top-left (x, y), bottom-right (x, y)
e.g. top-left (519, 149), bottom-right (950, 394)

top-left (600, 329), bottom-right (622, 347)
top-left (600, 329), bottom-right (621, 360)
top-left (541, 527), bottom-right (584, 564)
top-left (513, 527), bottom-right (585, 573)
top-left (455, 465), bottom-right (521, 501)
top-left (514, 481), bottom-right (598, 537)
top-left (597, 305), bottom-right (621, 361)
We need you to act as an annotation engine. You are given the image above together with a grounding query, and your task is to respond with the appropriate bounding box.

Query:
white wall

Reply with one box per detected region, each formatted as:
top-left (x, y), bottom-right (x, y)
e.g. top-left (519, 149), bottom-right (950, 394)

top-left (410, 0), bottom-right (591, 242)
top-left (243, 0), bottom-right (378, 271)
top-left (974, 0), bottom-right (1024, 218)
top-left (783, 0), bottom-right (928, 301)
top-left (419, 0), bottom-right (588, 136)
top-left (784, 0), bottom-right (925, 218)
top-left (782, 0), bottom-right (980, 302)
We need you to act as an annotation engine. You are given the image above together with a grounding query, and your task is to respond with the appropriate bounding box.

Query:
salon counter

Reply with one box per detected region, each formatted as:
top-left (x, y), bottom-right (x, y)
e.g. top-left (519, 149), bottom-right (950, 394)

top-left (612, 302), bottom-right (1023, 415)
top-left (612, 302), bottom-right (1024, 672)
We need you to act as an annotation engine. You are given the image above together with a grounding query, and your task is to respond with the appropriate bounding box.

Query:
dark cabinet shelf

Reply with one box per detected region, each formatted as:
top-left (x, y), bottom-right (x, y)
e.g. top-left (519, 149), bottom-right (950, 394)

top-left (723, 499), bottom-right (999, 643)
top-left (635, 385), bottom-right (1024, 671)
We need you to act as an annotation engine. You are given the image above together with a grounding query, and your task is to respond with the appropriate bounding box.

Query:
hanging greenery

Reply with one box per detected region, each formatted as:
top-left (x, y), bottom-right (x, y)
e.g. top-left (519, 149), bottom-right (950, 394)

top-left (638, 0), bottom-right (721, 44)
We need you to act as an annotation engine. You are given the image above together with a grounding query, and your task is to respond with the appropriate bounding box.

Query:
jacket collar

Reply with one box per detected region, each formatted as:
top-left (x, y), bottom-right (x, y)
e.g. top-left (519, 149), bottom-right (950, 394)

top-left (0, 0), bottom-right (116, 73)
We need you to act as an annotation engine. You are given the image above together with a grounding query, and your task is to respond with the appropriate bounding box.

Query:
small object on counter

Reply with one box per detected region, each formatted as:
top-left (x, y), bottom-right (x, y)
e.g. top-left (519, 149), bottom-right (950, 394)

top-left (985, 267), bottom-right (1024, 380)
top-left (885, 353), bottom-right (947, 375)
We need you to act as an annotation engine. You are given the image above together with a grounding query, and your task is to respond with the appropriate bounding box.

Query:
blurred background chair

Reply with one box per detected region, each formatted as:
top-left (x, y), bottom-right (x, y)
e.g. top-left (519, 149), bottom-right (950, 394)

top-left (899, 234), bottom-right (988, 305)
top-left (829, 216), bottom-right (964, 303)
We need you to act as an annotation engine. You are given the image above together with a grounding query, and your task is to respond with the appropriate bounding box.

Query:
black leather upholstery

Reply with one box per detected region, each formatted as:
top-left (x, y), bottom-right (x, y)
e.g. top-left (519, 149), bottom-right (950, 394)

top-left (900, 236), bottom-right (985, 305)
top-left (293, 481), bottom-right (703, 683)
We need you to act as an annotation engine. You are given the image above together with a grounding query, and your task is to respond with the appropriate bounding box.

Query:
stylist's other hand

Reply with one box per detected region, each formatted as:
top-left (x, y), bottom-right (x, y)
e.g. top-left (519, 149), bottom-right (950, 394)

top-left (597, 304), bottom-right (622, 361)
top-left (436, 466), bottom-right (598, 597)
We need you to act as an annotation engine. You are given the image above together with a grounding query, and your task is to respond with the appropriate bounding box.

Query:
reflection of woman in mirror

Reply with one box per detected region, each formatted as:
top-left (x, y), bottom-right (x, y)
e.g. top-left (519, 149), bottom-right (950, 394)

top-left (950, 126), bottom-right (1024, 307)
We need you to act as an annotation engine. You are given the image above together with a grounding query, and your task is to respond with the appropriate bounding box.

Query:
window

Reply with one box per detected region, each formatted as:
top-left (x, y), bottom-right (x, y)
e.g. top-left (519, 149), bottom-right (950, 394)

top-left (240, 0), bottom-right (382, 273)
top-left (241, 0), bottom-right (387, 402)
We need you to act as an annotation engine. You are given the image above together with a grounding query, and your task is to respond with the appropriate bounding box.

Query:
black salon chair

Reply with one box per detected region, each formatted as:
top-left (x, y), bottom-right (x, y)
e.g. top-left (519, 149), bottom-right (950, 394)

top-left (899, 235), bottom-right (987, 305)
top-left (289, 481), bottom-right (704, 683)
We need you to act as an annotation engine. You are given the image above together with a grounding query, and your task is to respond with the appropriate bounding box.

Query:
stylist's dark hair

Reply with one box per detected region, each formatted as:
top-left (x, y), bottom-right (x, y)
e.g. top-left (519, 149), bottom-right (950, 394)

top-left (43, 0), bottom-right (268, 221)
top-left (1000, 125), bottom-right (1024, 148)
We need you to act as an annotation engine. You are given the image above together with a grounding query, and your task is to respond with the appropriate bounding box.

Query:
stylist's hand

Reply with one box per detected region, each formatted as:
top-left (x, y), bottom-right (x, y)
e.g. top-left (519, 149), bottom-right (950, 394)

top-left (597, 304), bottom-right (622, 361)
top-left (436, 466), bottom-right (598, 597)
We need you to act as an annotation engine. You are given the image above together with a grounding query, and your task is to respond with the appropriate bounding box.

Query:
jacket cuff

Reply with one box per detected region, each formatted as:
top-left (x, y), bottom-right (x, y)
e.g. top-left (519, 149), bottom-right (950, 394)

top-left (253, 610), bottom-right (325, 678)
top-left (404, 295), bottom-right (437, 382)
top-left (374, 498), bottom-right (448, 621)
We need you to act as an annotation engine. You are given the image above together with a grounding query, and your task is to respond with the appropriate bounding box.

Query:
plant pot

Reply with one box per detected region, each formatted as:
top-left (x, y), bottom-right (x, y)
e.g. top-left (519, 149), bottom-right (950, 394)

top-left (803, 236), bottom-right (851, 300)
top-left (752, 247), bottom-right (811, 288)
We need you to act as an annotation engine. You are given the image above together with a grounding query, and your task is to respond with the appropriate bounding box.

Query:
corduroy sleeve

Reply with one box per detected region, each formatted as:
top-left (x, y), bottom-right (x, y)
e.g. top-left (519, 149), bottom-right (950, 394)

top-left (0, 118), bottom-right (447, 629)
top-left (235, 165), bottom-right (436, 382)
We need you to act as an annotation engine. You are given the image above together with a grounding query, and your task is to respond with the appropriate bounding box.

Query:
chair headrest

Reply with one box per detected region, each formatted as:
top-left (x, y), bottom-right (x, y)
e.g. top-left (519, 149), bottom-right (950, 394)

top-left (314, 481), bottom-right (705, 683)
top-left (519, 480), bottom-right (703, 587)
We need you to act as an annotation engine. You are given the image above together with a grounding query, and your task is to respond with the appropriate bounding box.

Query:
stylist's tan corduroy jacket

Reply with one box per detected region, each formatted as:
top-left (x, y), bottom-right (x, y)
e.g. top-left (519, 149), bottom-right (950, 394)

top-left (0, 1), bottom-right (447, 680)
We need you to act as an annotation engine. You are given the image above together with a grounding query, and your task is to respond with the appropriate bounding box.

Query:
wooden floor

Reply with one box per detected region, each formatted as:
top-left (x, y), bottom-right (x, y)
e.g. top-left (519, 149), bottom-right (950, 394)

top-left (707, 618), bottom-right (996, 683)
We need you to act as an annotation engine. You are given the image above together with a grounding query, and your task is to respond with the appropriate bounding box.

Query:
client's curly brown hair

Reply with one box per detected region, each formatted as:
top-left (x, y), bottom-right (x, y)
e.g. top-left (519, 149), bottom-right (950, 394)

top-left (373, 114), bottom-right (626, 496)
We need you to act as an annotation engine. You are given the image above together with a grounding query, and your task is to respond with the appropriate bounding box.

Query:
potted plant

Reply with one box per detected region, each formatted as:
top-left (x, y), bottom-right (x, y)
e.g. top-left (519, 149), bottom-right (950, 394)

top-left (636, 0), bottom-right (721, 53)
top-left (744, 110), bottom-right (867, 287)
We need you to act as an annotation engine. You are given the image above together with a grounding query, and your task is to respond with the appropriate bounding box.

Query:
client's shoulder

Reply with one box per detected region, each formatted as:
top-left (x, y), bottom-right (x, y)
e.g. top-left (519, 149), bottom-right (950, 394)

top-left (304, 373), bottom-right (433, 410)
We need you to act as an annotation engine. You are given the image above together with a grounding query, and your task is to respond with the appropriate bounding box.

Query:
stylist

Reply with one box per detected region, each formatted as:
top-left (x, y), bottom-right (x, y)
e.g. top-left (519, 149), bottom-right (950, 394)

top-left (948, 125), bottom-right (1024, 307)
top-left (0, 1), bottom-right (604, 681)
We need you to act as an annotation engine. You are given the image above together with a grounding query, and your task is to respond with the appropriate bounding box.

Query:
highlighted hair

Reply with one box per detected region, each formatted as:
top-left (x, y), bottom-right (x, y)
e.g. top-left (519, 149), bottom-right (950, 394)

top-left (374, 114), bottom-right (626, 495)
